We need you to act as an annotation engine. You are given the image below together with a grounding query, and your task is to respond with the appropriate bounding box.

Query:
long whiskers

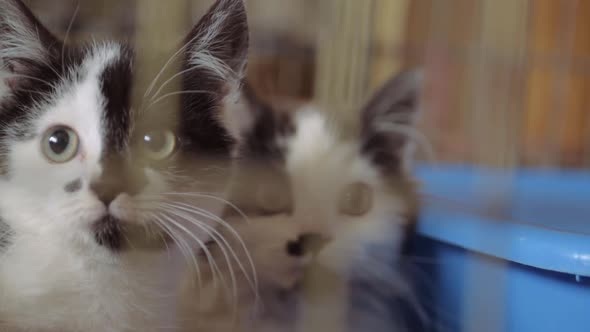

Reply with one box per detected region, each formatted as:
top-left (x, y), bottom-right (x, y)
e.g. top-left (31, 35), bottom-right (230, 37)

top-left (140, 192), bottom-right (259, 316)
top-left (160, 206), bottom-right (240, 318)
top-left (157, 212), bottom-right (229, 298)
top-left (149, 213), bottom-right (203, 293)
top-left (148, 66), bottom-right (199, 104)
top-left (147, 90), bottom-right (212, 111)
top-left (162, 200), bottom-right (258, 299)
top-left (161, 192), bottom-right (250, 225)
top-left (159, 193), bottom-right (258, 303)
top-left (62, 3), bottom-right (80, 67)
top-left (143, 37), bottom-right (195, 100)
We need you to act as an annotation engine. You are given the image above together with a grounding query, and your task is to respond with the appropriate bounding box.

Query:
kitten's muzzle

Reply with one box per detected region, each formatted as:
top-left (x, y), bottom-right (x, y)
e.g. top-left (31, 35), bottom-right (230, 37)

top-left (93, 215), bottom-right (124, 251)
top-left (286, 233), bottom-right (330, 257)
top-left (93, 214), bottom-right (172, 252)
top-left (91, 155), bottom-right (147, 206)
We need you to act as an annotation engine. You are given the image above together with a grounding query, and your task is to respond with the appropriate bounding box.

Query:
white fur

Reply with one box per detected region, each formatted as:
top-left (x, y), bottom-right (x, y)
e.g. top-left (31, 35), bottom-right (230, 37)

top-left (220, 88), bottom-right (253, 143)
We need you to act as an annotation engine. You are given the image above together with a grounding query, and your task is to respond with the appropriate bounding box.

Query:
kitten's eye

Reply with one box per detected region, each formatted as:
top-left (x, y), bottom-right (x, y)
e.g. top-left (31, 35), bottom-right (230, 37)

top-left (339, 182), bottom-right (373, 216)
top-left (256, 183), bottom-right (290, 215)
top-left (141, 130), bottom-right (177, 161)
top-left (41, 126), bottom-right (79, 163)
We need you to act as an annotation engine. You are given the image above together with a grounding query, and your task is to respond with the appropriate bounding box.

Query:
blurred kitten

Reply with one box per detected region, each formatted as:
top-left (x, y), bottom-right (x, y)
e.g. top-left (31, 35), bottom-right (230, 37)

top-left (179, 70), bottom-right (424, 332)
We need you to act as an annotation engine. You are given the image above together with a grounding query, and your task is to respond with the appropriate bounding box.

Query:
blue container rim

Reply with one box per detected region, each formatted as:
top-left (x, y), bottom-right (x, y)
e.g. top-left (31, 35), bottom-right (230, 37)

top-left (416, 164), bottom-right (590, 277)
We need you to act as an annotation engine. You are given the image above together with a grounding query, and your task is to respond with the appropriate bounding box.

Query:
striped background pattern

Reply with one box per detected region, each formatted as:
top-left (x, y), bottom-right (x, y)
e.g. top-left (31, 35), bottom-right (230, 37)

top-left (25, 0), bottom-right (590, 169)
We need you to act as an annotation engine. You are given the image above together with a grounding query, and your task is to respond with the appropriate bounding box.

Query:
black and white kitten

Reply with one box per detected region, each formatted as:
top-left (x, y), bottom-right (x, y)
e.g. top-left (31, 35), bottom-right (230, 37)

top-left (0, 0), bottom-right (249, 331)
top-left (179, 71), bottom-right (424, 332)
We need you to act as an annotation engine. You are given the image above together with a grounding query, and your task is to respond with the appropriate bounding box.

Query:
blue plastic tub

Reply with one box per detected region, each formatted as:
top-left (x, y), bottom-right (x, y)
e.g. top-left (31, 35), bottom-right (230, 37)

top-left (414, 165), bottom-right (590, 332)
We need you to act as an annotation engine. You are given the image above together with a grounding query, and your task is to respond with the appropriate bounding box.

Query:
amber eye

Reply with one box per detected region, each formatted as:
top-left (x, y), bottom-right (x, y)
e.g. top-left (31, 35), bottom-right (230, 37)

top-left (140, 130), bottom-right (177, 161)
top-left (339, 182), bottom-right (373, 216)
top-left (41, 126), bottom-right (79, 163)
top-left (256, 183), bottom-right (290, 215)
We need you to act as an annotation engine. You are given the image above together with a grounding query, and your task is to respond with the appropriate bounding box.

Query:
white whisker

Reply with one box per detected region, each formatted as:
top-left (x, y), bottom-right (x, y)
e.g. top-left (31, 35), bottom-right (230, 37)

top-left (161, 206), bottom-right (240, 319)
top-left (148, 66), bottom-right (198, 103)
top-left (62, 3), bottom-right (80, 66)
top-left (162, 192), bottom-right (250, 224)
top-left (143, 36), bottom-right (198, 100)
top-left (147, 90), bottom-right (212, 110)
top-left (162, 201), bottom-right (258, 300)
top-left (158, 212), bottom-right (228, 299)
top-left (150, 213), bottom-right (202, 291)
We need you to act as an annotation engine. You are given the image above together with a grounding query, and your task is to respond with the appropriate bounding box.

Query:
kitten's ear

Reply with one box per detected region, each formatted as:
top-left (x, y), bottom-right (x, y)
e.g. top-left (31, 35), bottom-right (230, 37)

top-left (178, 0), bottom-right (250, 155)
top-left (361, 69), bottom-right (423, 174)
top-left (221, 81), bottom-right (265, 140)
top-left (183, 0), bottom-right (248, 89)
top-left (0, 0), bottom-right (60, 87)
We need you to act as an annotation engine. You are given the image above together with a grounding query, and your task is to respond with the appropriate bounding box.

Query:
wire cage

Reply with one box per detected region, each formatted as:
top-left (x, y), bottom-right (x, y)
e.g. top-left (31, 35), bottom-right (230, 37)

top-left (22, 0), bottom-right (590, 331)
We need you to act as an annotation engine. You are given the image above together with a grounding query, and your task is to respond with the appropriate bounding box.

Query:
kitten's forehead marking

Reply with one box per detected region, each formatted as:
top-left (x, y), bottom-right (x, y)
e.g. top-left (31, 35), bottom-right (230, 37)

top-left (287, 108), bottom-right (338, 166)
top-left (284, 108), bottom-right (377, 203)
top-left (286, 108), bottom-right (361, 177)
top-left (75, 43), bottom-right (132, 155)
top-left (96, 44), bottom-right (133, 154)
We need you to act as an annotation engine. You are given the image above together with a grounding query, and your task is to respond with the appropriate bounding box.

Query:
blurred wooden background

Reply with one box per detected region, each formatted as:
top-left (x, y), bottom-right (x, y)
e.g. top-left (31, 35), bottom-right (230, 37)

top-left (24, 0), bottom-right (590, 169)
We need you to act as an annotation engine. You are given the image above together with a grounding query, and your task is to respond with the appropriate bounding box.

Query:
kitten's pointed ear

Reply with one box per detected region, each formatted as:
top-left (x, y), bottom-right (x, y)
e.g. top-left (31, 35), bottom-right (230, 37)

top-left (183, 0), bottom-right (248, 86)
top-left (361, 69), bottom-right (423, 174)
top-left (0, 0), bottom-right (60, 85)
top-left (178, 0), bottom-right (250, 155)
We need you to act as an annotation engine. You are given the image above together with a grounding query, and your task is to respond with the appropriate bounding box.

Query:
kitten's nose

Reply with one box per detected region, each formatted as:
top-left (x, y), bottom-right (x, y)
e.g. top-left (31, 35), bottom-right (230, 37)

top-left (91, 155), bottom-right (147, 206)
top-left (91, 178), bottom-right (124, 206)
top-left (286, 233), bottom-right (330, 257)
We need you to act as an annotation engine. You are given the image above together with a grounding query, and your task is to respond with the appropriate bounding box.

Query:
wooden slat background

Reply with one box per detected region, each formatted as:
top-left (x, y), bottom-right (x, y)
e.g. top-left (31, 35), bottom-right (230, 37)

top-left (24, 0), bottom-right (590, 169)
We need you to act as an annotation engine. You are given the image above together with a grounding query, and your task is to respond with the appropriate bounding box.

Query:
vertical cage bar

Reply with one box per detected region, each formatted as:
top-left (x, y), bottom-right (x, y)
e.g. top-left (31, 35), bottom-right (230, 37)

top-left (133, 0), bottom-right (190, 109)
top-left (314, 0), bottom-right (374, 133)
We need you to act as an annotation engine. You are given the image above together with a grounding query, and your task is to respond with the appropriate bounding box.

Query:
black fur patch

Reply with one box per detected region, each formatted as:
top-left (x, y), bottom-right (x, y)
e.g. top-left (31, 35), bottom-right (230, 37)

top-left (241, 108), bottom-right (295, 161)
top-left (400, 215), bottom-right (418, 256)
top-left (64, 178), bottom-right (82, 193)
top-left (99, 45), bottom-right (133, 153)
top-left (92, 46), bottom-right (148, 204)
top-left (178, 77), bottom-right (234, 157)
top-left (238, 83), bottom-right (295, 161)
top-left (93, 215), bottom-right (123, 251)
top-left (0, 217), bottom-right (13, 252)
top-left (361, 132), bottom-right (405, 175)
